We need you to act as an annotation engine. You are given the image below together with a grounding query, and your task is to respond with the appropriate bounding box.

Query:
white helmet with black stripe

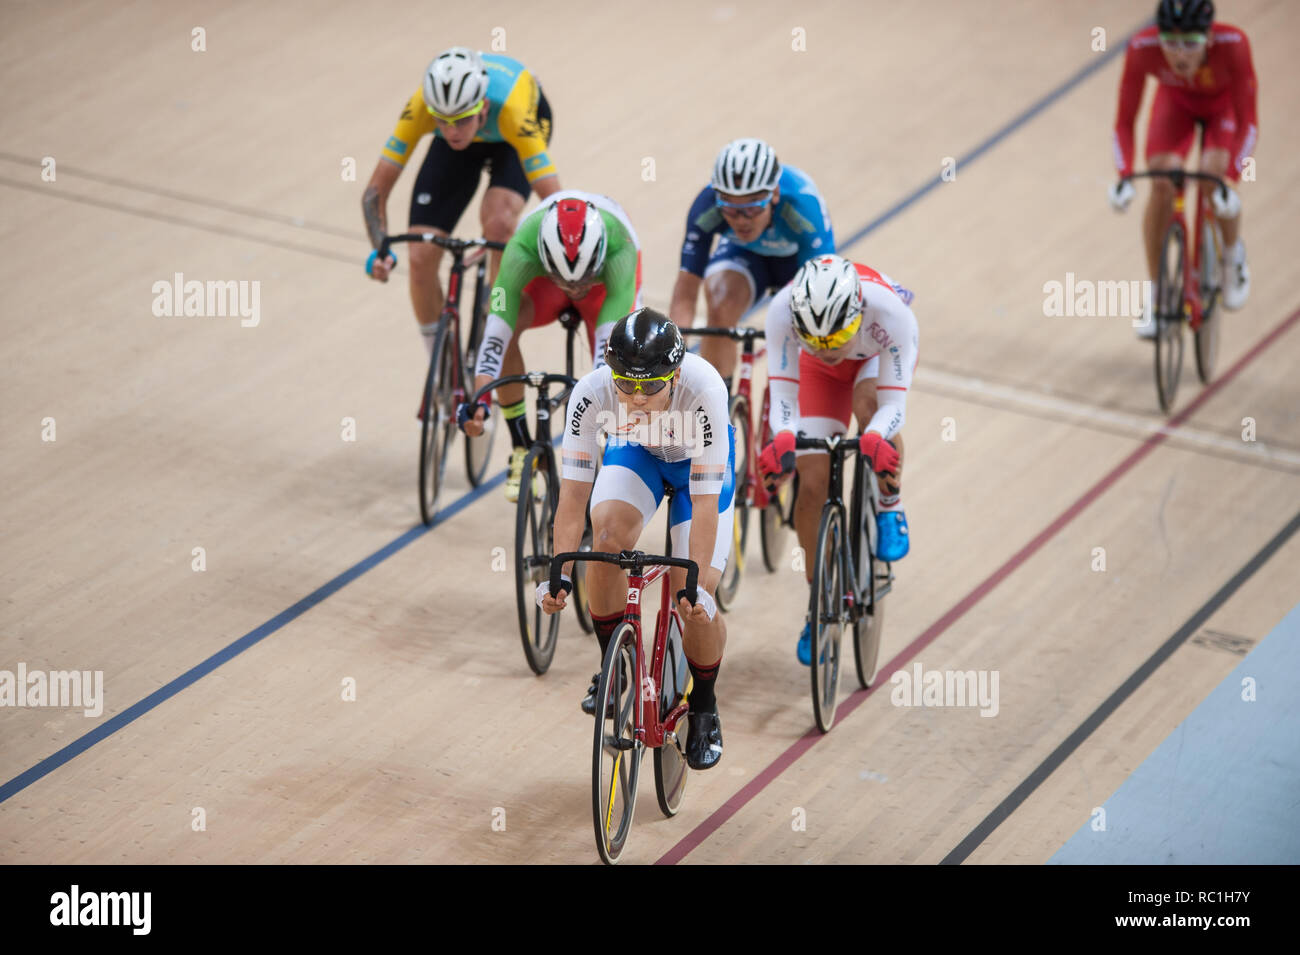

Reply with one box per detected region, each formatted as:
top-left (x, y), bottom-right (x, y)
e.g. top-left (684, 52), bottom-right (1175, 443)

top-left (422, 47), bottom-right (489, 119)
top-left (711, 137), bottom-right (781, 195)
top-left (789, 255), bottom-right (864, 347)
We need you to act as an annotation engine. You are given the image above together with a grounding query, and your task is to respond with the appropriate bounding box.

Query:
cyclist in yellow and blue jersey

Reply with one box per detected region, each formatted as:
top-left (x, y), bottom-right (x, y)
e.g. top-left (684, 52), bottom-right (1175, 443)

top-left (362, 47), bottom-right (562, 362)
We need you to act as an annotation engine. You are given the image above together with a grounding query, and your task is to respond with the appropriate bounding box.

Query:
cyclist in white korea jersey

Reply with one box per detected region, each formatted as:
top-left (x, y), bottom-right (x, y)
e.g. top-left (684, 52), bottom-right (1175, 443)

top-left (538, 308), bottom-right (734, 771)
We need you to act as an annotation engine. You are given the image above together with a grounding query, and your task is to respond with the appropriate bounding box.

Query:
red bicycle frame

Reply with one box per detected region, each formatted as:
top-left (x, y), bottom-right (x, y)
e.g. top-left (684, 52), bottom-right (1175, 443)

top-left (623, 564), bottom-right (689, 749)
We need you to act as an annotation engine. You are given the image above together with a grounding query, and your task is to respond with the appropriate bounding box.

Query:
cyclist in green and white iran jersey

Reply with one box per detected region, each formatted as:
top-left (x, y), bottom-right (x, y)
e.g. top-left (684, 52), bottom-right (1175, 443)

top-left (459, 192), bottom-right (642, 501)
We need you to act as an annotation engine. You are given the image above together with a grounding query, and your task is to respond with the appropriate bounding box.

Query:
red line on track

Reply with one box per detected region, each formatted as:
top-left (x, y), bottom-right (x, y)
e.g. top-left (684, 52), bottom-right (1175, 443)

top-left (656, 306), bottom-right (1300, 865)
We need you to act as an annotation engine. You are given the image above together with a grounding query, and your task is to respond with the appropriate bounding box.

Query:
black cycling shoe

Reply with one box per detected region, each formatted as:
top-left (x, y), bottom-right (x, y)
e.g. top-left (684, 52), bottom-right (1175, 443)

top-left (580, 673), bottom-right (602, 716)
top-left (685, 705), bottom-right (723, 770)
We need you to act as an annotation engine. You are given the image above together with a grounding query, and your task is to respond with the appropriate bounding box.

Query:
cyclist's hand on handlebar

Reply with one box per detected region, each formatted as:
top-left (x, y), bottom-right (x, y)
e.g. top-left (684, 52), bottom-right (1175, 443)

top-left (676, 586), bottom-right (717, 623)
top-left (859, 430), bottom-right (900, 475)
top-left (536, 575), bottom-right (572, 614)
top-left (759, 430), bottom-right (797, 492)
top-left (1211, 183), bottom-right (1241, 220)
top-left (365, 248), bottom-right (398, 282)
top-left (457, 400), bottom-right (491, 436)
top-left (1108, 178), bottom-right (1135, 213)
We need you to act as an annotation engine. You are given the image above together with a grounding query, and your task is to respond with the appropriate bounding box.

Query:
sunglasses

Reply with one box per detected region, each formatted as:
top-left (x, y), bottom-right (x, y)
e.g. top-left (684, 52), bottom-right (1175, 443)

top-left (1158, 32), bottom-right (1207, 51)
top-left (715, 192), bottom-right (773, 219)
top-left (796, 312), bottom-right (862, 351)
top-left (427, 98), bottom-right (486, 126)
top-left (611, 371), bottom-right (675, 395)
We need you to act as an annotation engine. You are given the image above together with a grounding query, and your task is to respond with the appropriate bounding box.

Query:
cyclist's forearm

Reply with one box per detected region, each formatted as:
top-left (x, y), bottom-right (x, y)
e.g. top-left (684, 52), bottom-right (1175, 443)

top-left (687, 497), bottom-right (719, 594)
top-left (553, 480), bottom-right (591, 573)
top-left (668, 271), bottom-right (702, 327)
top-left (362, 162), bottom-right (400, 249)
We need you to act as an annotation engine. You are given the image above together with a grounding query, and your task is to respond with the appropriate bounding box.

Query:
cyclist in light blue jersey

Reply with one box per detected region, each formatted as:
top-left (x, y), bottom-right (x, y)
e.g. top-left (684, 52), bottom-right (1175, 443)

top-left (667, 138), bottom-right (835, 388)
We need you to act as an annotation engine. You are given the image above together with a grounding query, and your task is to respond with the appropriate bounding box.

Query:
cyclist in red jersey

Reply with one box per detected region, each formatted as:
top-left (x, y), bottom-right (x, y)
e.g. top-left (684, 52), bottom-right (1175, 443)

top-left (1108, 0), bottom-right (1257, 337)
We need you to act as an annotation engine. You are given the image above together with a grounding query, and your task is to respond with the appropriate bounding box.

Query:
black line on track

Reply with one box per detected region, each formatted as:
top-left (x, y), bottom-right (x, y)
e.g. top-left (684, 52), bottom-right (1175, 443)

top-left (941, 508), bottom-right (1300, 864)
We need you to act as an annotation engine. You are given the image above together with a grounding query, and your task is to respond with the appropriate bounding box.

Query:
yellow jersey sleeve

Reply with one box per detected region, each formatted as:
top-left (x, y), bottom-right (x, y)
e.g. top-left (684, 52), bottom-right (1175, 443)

top-left (496, 69), bottom-right (556, 184)
top-left (380, 89), bottom-right (434, 168)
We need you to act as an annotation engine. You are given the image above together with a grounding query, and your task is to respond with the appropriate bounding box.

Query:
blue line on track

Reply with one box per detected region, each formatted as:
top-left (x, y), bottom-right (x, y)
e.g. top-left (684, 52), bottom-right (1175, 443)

top-left (0, 27), bottom-right (1140, 805)
top-left (0, 472), bottom-right (504, 804)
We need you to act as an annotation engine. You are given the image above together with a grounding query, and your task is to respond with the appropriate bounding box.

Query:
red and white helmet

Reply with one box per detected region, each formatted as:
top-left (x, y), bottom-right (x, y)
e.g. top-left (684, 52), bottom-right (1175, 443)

top-left (537, 198), bottom-right (607, 285)
top-left (789, 255), bottom-right (864, 347)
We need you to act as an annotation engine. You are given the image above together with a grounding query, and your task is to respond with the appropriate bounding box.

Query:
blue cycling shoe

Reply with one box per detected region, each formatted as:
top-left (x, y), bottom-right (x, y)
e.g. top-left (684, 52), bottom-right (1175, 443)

top-left (796, 621), bottom-right (828, 666)
top-left (796, 621), bottom-right (812, 666)
top-left (876, 510), bottom-right (910, 561)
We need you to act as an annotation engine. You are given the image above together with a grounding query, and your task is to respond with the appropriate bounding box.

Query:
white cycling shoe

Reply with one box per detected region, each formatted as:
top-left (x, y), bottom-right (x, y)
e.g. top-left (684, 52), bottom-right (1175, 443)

top-left (1222, 240), bottom-right (1250, 311)
top-left (1134, 299), bottom-right (1157, 340)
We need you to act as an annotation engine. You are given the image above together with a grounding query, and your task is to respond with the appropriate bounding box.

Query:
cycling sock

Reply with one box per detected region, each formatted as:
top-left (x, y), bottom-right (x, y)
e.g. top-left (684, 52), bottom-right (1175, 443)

top-left (686, 655), bottom-right (720, 712)
top-left (502, 400), bottom-right (531, 448)
top-left (419, 323), bottom-right (437, 358)
top-left (591, 610), bottom-right (623, 660)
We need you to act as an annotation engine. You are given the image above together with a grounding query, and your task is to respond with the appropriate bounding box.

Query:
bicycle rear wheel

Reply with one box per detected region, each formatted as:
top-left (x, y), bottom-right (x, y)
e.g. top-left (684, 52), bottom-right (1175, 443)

top-left (1153, 222), bottom-right (1186, 414)
top-left (853, 480), bottom-right (887, 689)
top-left (418, 317), bottom-right (458, 525)
top-left (809, 504), bottom-right (845, 733)
top-left (716, 396), bottom-right (751, 610)
top-left (653, 613), bottom-right (690, 817)
top-left (514, 447), bottom-right (560, 674)
top-left (592, 623), bottom-right (641, 865)
top-left (1194, 218), bottom-right (1223, 385)
top-left (464, 264), bottom-right (499, 487)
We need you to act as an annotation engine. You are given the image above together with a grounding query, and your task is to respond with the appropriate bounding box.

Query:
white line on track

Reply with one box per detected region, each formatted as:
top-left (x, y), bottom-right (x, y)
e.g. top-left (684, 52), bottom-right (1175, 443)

top-left (915, 366), bottom-right (1300, 471)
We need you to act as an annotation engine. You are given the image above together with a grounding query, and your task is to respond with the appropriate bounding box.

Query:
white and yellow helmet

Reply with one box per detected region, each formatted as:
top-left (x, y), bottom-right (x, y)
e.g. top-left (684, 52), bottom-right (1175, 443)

top-left (789, 255), bottom-right (864, 348)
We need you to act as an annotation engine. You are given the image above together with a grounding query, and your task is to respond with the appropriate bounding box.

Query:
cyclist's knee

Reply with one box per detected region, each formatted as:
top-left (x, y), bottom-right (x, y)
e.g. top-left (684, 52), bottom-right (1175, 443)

top-left (703, 272), bottom-right (749, 324)
top-left (481, 209), bottom-right (519, 244)
top-left (407, 239), bottom-right (444, 279)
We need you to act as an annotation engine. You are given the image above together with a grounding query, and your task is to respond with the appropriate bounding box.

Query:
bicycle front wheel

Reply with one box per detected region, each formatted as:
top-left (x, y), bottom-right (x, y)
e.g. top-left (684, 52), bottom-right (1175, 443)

top-left (653, 613), bottom-right (690, 817)
top-left (853, 483), bottom-right (887, 689)
top-left (592, 623), bottom-right (641, 865)
top-left (418, 317), bottom-right (458, 525)
top-left (1153, 221), bottom-right (1186, 414)
top-left (514, 447), bottom-right (560, 675)
top-left (809, 504), bottom-right (846, 733)
top-left (1194, 217), bottom-right (1223, 385)
top-left (716, 396), bottom-right (752, 610)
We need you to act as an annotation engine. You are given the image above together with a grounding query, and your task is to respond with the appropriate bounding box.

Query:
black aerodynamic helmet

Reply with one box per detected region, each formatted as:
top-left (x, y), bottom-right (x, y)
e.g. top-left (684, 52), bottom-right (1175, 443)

top-left (1156, 0), bottom-right (1214, 32)
top-left (604, 308), bottom-right (685, 379)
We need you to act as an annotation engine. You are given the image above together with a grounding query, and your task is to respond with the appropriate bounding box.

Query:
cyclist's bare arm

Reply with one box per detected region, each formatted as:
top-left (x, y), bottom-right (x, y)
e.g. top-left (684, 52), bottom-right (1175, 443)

top-left (687, 493), bottom-right (720, 597)
top-left (362, 160), bottom-right (402, 281)
top-left (362, 159), bottom-right (401, 248)
top-left (540, 477), bottom-right (592, 613)
top-left (533, 175), bottom-right (562, 200)
top-left (668, 271), bottom-right (703, 327)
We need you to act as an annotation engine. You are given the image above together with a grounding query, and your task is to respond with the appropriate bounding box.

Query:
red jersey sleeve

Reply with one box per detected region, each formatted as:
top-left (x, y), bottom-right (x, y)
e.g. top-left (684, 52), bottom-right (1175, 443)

top-left (1112, 36), bottom-right (1150, 177)
top-left (1225, 30), bottom-right (1259, 174)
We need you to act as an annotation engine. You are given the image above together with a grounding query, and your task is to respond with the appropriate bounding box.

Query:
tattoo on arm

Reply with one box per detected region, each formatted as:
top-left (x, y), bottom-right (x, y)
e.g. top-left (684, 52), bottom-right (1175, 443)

top-left (362, 186), bottom-right (386, 249)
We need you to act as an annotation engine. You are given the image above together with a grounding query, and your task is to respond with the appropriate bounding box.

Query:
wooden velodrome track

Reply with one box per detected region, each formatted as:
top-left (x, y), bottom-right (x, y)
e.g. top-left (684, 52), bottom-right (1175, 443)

top-left (2, 0), bottom-right (1297, 865)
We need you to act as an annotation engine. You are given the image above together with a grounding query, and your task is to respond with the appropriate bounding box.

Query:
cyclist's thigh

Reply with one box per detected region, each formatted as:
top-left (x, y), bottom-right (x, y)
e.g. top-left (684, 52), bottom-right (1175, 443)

top-left (572, 283), bottom-right (607, 353)
top-left (522, 276), bottom-right (569, 333)
top-left (703, 240), bottom-right (761, 319)
top-left (591, 442), bottom-right (666, 529)
top-left (1145, 87), bottom-right (1197, 170)
top-left (483, 140), bottom-right (533, 205)
top-left (796, 351), bottom-right (866, 451)
top-left (758, 252), bottom-right (801, 300)
top-left (409, 137), bottom-right (486, 232)
top-left (666, 428), bottom-right (736, 573)
top-left (480, 183), bottom-right (525, 239)
top-left (851, 360), bottom-right (882, 424)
